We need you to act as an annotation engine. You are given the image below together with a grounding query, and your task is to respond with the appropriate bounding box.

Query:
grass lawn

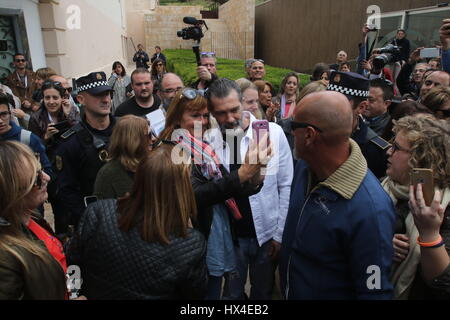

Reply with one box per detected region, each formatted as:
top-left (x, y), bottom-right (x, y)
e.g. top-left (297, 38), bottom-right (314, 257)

top-left (164, 49), bottom-right (310, 93)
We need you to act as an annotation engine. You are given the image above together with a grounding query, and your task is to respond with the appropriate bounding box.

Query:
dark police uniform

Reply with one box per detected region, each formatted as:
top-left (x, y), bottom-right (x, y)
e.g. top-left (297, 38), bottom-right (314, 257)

top-left (53, 72), bottom-right (115, 234)
top-left (327, 71), bottom-right (391, 180)
top-left (352, 116), bottom-right (390, 179)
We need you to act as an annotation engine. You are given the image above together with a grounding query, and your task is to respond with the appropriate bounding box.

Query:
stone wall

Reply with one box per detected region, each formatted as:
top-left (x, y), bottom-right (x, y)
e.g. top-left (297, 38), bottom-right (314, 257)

top-left (144, 6), bottom-right (203, 53)
top-left (143, 0), bottom-right (254, 60)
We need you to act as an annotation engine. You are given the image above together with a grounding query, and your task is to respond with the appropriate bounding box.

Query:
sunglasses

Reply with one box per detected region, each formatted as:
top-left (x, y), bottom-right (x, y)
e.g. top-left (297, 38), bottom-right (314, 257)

top-left (33, 169), bottom-right (44, 189)
top-left (201, 52), bottom-right (216, 58)
top-left (156, 63), bottom-right (163, 66)
top-left (15, 59), bottom-right (26, 63)
top-left (33, 153), bottom-right (44, 189)
top-left (291, 121), bottom-right (323, 133)
top-left (180, 88), bottom-right (205, 100)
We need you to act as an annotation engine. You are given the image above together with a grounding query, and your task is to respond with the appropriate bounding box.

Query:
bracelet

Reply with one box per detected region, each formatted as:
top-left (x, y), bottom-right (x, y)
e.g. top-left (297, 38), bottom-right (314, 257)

top-left (417, 235), bottom-right (444, 248)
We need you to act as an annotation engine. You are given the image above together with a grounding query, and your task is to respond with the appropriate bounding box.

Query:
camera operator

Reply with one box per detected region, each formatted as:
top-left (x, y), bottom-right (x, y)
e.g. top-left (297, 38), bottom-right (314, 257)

top-left (357, 25), bottom-right (394, 82)
top-left (191, 52), bottom-right (219, 90)
top-left (133, 44), bottom-right (150, 70)
top-left (390, 29), bottom-right (411, 80)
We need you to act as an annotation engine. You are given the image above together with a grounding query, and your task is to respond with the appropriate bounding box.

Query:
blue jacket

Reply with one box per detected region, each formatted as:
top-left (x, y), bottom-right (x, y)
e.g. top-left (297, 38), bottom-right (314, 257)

top-left (442, 50), bottom-right (450, 73)
top-left (280, 140), bottom-right (395, 300)
top-left (0, 121), bottom-right (52, 175)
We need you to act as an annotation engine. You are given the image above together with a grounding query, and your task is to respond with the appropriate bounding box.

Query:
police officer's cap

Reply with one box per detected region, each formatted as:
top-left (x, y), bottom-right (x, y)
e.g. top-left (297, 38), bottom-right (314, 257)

top-left (327, 71), bottom-right (370, 99)
top-left (76, 72), bottom-right (113, 95)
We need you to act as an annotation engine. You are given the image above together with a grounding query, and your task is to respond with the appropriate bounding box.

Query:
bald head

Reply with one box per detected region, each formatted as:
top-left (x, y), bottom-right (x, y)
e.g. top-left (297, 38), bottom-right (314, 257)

top-left (295, 91), bottom-right (353, 142)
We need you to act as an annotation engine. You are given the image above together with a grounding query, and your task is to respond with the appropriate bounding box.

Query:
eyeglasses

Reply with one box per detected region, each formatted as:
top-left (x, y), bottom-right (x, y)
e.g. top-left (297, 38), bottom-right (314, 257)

top-left (15, 59), bottom-right (26, 63)
top-left (291, 120), bottom-right (323, 133)
top-left (180, 88), bottom-right (205, 100)
top-left (436, 109), bottom-right (450, 117)
top-left (389, 139), bottom-right (410, 154)
top-left (201, 52), bottom-right (216, 58)
top-left (0, 111), bottom-right (10, 120)
top-left (161, 86), bottom-right (183, 94)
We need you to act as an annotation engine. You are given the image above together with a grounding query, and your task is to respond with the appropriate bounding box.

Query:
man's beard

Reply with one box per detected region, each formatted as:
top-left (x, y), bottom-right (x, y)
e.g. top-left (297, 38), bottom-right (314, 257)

top-left (162, 98), bottom-right (172, 111)
top-left (220, 120), bottom-right (242, 137)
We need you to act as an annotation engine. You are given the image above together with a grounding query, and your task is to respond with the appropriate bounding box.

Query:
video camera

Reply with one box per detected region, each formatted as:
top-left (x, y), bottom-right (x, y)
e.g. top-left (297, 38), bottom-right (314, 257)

top-left (372, 44), bottom-right (401, 70)
top-left (177, 17), bottom-right (209, 66)
top-left (177, 17), bottom-right (207, 41)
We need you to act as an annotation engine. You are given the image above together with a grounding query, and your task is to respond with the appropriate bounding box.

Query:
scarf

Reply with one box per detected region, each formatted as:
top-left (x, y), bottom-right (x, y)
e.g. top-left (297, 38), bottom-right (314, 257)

top-left (280, 94), bottom-right (296, 119)
top-left (176, 129), bottom-right (242, 220)
top-left (382, 177), bottom-right (450, 299)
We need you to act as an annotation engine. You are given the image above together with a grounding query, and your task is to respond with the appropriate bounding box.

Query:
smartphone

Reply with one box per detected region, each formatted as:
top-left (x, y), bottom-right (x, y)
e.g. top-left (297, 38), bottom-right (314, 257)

top-left (84, 196), bottom-right (98, 208)
top-left (410, 168), bottom-right (434, 206)
top-left (420, 48), bottom-right (440, 59)
top-left (252, 120), bottom-right (269, 145)
top-left (51, 120), bottom-right (70, 132)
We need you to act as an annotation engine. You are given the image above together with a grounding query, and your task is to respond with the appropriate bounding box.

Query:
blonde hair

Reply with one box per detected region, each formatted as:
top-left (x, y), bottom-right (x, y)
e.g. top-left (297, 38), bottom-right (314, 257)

top-left (0, 141), bottom-right (55, 272)
top-left (298, 80), bottom-right (327, 102)
top-left (393, 115), bottom-right (450, 188)
top-left (118, 144), bottom-right (196, 244)
top-left (108, 115), bottom-right (150, 172)
top-left (421, 86), bottom-right (450, 114)
top-left (35, 67), bottom-right (57, 81)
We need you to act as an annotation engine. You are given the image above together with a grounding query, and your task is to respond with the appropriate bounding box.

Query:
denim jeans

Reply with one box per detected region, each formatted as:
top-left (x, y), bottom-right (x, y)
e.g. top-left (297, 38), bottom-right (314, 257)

top-left (223, 238), bottom-right (275, 300)
top-left (205, 275), bottom-right (224, 300)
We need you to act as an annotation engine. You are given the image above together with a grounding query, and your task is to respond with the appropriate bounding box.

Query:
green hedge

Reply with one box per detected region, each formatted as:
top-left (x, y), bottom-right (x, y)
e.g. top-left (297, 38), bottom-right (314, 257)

top-left (163, 49), bottom-right (310, 93)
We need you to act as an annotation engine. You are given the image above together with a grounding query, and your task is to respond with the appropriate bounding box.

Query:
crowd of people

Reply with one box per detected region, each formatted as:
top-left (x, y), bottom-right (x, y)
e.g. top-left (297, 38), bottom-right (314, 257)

top-left (0, 19), bottom-right (449, 301)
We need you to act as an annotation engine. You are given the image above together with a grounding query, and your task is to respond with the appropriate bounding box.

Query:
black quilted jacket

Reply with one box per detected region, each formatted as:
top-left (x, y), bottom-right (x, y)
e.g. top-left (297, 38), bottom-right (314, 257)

top-left (65, 199), bottom-right (207, 300)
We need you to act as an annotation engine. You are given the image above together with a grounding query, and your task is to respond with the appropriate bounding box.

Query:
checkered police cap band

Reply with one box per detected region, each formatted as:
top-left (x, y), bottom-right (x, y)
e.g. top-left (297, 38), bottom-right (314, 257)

top-left (78, 81), bottom-right (109, 93)
top-left (327, 84), bottom-right (369, 97)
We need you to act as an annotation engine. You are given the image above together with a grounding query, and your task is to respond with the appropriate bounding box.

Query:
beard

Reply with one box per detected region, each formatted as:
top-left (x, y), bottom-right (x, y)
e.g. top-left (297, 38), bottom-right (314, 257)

top-left (219, 120), bottom-right (242, 137)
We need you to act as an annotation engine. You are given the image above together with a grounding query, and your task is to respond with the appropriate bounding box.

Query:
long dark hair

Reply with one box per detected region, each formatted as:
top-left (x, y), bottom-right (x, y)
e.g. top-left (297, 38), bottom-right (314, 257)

top-left (112, 61), bottom-right (126, 77)
top-left (151, 58), bottom-right (166, 78)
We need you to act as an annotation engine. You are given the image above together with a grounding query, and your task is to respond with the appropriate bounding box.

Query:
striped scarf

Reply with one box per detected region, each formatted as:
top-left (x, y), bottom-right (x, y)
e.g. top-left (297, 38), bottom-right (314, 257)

top-left (176, 130), bottom-right (242, 220)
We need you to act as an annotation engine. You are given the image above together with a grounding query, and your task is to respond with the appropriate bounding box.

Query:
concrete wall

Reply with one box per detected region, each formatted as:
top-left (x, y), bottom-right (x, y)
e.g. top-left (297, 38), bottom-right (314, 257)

top-left (1, 0), bottom-right (47, 69)
top-left (125, 0), bottom-right (155, 64)
top-left (49, 0), bottom-right (128, 78)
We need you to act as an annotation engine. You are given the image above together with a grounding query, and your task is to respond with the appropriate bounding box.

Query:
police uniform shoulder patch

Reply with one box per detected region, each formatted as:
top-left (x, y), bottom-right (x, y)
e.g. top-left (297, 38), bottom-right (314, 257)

top-left (55, 155), bottom-right (63, 171)
top-left (60, 128), bottom-right (76, 140)
top-left (370, 136), bottom-right (391, 150)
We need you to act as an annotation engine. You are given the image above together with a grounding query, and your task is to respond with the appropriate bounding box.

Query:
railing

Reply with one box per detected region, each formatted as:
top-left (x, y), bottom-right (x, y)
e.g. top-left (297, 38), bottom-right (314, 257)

top-left (209, 31), bottom-right (248, 60)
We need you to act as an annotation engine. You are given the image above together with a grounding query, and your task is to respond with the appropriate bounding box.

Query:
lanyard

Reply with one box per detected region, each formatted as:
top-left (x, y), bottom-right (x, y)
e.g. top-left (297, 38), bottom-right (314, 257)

top-left (16, 71), bottom-right (28, 88)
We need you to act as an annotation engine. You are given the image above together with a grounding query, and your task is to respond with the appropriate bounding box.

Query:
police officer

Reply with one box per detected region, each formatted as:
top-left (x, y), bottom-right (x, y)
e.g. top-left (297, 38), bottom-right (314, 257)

top-left (53, 72), bottom-right (115, 235)
top-left (327, 71), bottom-right (390, 179)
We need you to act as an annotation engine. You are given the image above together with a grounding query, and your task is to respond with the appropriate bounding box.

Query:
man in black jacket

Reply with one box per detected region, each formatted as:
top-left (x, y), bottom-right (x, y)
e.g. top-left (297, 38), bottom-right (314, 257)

top-left (396, 47), bottom-right (430, 98)
top-left (133, 44), bottom-right (150, 69)
top-left (150, 46), bottom-right (166, 64)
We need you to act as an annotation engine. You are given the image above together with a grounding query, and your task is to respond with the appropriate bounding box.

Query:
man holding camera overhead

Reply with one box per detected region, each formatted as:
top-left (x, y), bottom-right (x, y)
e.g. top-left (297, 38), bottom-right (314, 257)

top-left (191, 52), bottom-right (219, 91)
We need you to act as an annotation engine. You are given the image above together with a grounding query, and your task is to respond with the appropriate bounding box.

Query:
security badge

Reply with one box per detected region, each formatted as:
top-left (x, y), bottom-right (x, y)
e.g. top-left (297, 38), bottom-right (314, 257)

top-left (56, 155), bottom-right (63, 171)
top-left (96, 73), bottom-right (103, 80)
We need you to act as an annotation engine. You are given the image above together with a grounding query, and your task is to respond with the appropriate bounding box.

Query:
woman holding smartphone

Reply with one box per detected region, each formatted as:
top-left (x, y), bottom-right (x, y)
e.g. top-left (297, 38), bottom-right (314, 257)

top-left (382, 114), bottom-right (449, 299)
top-left (29, 81), bottom-right (78, 145)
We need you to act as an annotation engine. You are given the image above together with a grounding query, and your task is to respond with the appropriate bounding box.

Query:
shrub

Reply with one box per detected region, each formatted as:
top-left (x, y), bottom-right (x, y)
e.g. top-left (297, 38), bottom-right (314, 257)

top-left (163, 49), bottom-right (310, 93)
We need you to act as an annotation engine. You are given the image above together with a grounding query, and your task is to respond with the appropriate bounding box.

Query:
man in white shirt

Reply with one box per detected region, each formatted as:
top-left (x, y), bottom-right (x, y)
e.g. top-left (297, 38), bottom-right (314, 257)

top-left (206, 78), bottom-right (293, 300)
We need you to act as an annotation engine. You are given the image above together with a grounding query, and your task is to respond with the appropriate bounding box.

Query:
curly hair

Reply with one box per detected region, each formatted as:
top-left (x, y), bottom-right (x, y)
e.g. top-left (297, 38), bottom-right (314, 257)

top-left (393, 115), bottom-right (450, 188)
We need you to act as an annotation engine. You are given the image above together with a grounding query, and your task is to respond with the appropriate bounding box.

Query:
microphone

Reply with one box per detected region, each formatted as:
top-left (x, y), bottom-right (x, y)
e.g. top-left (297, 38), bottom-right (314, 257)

top-left (183, 17), bottom-right (200, 25)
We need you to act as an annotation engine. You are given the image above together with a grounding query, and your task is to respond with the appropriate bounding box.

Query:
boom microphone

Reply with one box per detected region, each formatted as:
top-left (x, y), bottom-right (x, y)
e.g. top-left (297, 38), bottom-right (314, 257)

top-left (183, 17), bottom-right (200, 25)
